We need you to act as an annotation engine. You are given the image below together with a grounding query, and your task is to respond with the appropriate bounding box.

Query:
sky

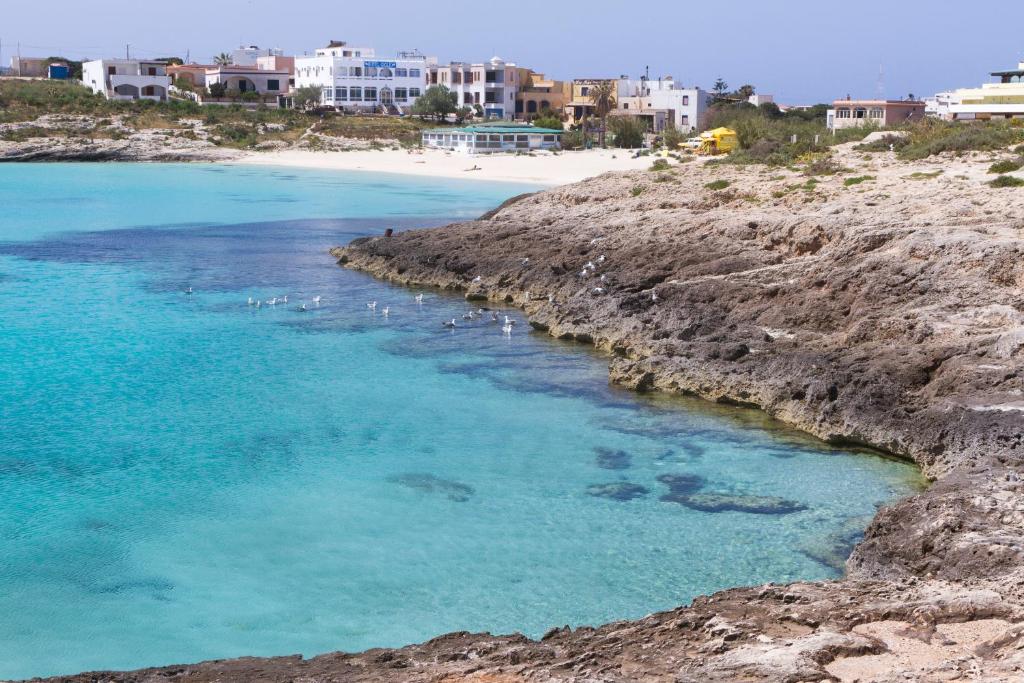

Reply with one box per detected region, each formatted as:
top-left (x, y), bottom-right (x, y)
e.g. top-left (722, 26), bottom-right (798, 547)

top-left (2, 0), bottom-right (1022, 104)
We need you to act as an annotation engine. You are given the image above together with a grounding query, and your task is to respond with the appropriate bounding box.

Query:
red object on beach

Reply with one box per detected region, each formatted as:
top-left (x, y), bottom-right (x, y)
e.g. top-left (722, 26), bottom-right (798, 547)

top-left (384, 228), bottom-right (394, 238)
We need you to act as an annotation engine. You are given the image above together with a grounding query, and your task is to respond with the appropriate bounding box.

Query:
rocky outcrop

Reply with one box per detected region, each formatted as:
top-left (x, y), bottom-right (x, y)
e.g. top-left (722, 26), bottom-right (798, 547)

top-left (24, 149), bottom-right (1024, 681)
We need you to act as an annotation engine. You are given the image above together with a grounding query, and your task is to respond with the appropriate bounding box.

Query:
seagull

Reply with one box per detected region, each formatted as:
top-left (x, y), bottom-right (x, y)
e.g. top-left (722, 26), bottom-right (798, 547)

top-left (443, 319), bottom-right (457, 328)
top-left (312, 296), bottom-right (322, 305)
top-left (382, 306), bottom-right (390, 317)
top-left (504, 316), bottom-right (516, 326)
top-left (520, 257), bottom-right (530, 265)
top-left (415, 294), bottom-right (424, 304)
top-left (281, 295), bottom-right (288, 304)
top-left (584, 261), bottom-right (595, 270)
top-left (255, 300), bottom-right (262, 308)
top-left (548, 294), bottom-right (554, 303)
top-left (490, 312), bottom-right (499, 323)
top-left (600, 274), bottom-right (607, 282)
top-left (472, 276), bottom-right (482, 283)
top-left (651, 291), bottom-right (659, 303)
top-left (247, 297), bottom-right (255, 306)
top-left (593, 287), bottom-right (605, 294)
top-left (580, 269), bottom-right (589, 278)
top-left (267, 297), bottom-right (278, 306)
top-left (462, 311), bottom-right (475, 321)
top-left (524, 290), bottom-right (531, 300)
top-left (502, 323), bottom-right (513, 335)
top-left (298, 302), bottom-right (308, 312)
top-left (367, 301), bottom-right (377, 311)
top-left (184, 287), bottom-right (193, 295)
top-left (597, 255), bottom-right (606, 263)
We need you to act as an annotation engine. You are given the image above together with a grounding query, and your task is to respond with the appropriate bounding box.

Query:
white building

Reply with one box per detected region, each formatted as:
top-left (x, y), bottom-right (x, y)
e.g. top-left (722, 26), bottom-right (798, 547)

top-left (294, 41), bottom-right (431, 113)
top-left (927, 60), bottom-right (1024, 121)
top-left (429, 57), bottom-right (521, 120)
top-left (422, 123), bottom-right (561, 154)
top-left (232, 45), bottom-right (284, 67)
top-left (82, 59), bottom-right (171, 101)
top-left (614, 76), bottom-right (712, 132)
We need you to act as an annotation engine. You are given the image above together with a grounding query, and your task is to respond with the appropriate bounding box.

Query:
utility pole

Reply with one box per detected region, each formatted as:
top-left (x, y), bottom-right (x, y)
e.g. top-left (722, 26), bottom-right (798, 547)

top-left (126, 43), bottom-right (130, 60)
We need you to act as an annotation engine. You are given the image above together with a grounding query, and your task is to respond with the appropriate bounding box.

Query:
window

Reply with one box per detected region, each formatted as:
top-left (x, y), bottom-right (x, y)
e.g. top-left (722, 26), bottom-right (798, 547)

top-left (623, 103), bottom-right (629, 110)
top-left (682, 115), bottom-right (689, 126)
top-left (147, 67), bottom-right (157, 76)
top-left (324, 87), bottom-right (334, 100)
top-left (581, 86), bottom-right (589, 96)
top-left (540, 100), bottom-right (549, 110)
top-left (380, 67), bottom-right (393, 78)
top-left (267, 79), bottom-right (280, 91)
top-left (364, 87), bottom-right (377, 101)
top-left (395, 87), bottom-right (408, 101)
top-left (682, 95), bottom-right (689, 106)
top-left (108, 66), bottom-right (116, 75)
top-left (343, 50), bottom-right (352, 57)
top-left (869, 108), bottom-right (884, 119)
top-left (337, 87), bottom-right (347, 101)
top-left (543, 135), bottom-right (555, 142)
top-left (526, 101), bottom-right (537, 114)
top-left (366, 67), bottom-right (378, 78)
top-left (409, 68), bottom-right (420, 78)
top-left (409, 88), bottom-right (421, 98)
top-left (336, 66), bottom-right (347, 77)
top-left (854, 108), bottom-right (867, 119)
top-left (354, 51), bottom-right (361, 57)
top-left (837, 108), bottom-right (851, 119)
top-left (350, 87), bottom-right (362, 99)
top-left (395, 67), bottom-right (408, 77)
top-left (352, 67), bottom-right (362, 77)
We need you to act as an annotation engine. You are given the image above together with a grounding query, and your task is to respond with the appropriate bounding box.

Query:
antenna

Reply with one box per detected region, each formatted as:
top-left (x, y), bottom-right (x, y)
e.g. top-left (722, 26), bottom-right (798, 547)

top-left (876, 64), bottom-right (885, 99)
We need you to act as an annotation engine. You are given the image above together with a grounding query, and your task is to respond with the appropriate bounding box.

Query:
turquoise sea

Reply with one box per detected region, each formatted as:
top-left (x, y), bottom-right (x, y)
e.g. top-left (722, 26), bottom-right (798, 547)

top-left (0, 164), bottom-right (922, 679)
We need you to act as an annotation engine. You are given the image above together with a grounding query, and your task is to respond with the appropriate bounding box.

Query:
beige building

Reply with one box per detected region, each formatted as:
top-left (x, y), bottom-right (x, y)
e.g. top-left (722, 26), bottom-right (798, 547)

top-left (514, 70), bottom-right (570, 120)
top-left (827, 99), bottom-right (926, 130)
top-left (8, 57), bottom-right (50, 77)
top-left (565, 78), bottom-right (617, 124)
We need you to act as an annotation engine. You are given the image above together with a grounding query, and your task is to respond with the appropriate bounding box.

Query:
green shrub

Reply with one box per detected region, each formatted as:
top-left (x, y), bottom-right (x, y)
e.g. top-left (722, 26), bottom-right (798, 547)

top-left (990, 175), bottom-right (1024, 188)
top-left (895, 120), bottom-right (1024, 160)
top-left (989, 158), bottom-right (1024, 174)
top-left (649, 158), bottom-right (670, 172)
top-left (705, 179), bottom-right (731, 190)
top-left (843, 175), bottom-right (875, 187)
top-left (532, 113), bottom-right (563, 131)
top-left (562, 129), bottom-right (587, 150)
top-left (608, 115), bottom-right (646, 148)
top-left (630, 185), bottom-right (645, 197)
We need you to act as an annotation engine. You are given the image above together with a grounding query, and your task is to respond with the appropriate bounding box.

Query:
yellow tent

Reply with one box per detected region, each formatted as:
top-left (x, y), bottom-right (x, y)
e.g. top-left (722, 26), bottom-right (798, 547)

top-left (698, 127), bottom-right (738, 155)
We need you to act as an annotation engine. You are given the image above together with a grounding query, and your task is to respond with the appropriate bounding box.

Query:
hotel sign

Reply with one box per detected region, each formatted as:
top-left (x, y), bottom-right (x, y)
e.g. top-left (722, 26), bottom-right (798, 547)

top-left (363, 60), bottom-right (397, 69)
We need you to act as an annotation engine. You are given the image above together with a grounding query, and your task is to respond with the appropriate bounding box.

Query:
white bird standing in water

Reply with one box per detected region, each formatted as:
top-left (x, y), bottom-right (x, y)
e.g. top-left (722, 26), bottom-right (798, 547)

top-left (185, 287), bottom-right (193, 295)
top-left (267, 297), bottom-right (278, 306)
top-left (281, 295), bottom-right (288, 304)
top-left (298, 302), bottom-right (307, 312)
top-left (504, 316), bottom-right (516, 326)
top-left (382, 306), bottom-right (390, 317)
top-left (490, 311), bottom-right (499, 323)
top-left (443, 319), bottom-right (456, 328)
top-left (247, 297), bottom-right (255, 306)
top-left (502, 323), bottom-right (513, 335)
top-left (415, 294), bottom-right (424, 304)
top-left (255, 300), bottom-right (262, 308)
top-left (312, 296), bottom-right (322, 305)
top-left (367, 301), bottom-right (377, 311)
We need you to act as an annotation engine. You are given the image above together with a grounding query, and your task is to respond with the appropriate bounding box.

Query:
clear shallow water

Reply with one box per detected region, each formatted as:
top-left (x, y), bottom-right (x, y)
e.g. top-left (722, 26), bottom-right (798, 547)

top-left (0, 164), bottom-right (922, 679)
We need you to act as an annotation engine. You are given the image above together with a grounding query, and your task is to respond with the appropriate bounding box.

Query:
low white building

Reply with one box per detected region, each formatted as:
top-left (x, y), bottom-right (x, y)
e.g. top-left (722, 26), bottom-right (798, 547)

top-left (422, 123), bottom-right (561, 154)
top-left (615, 76), bottom-right (712, 132)
top-left (232, 45), bottom-right (284, 67)
top-left (927, 60), bottom-right (1024, 121)
top-left (294, 41), bottom-right (431, 113)
top-left (82, 59), bottom-right (171, 101)
top-left (429, 57), bottom-right (522, 120)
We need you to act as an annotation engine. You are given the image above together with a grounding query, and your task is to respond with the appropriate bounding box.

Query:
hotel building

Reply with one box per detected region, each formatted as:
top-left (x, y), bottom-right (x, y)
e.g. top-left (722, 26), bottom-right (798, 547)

top-left (614, 76), bottom-right (712, 132)
top-left (514, 71), bottom-right (571, 120)
top-left (82, 58), bottom-right (171, 101)
top-left (294, 41), bottom-right (431, 113)
top-left (928, 59), bottom-right (1024, 121)
top-left (429, 57), bottom-right (521, 120)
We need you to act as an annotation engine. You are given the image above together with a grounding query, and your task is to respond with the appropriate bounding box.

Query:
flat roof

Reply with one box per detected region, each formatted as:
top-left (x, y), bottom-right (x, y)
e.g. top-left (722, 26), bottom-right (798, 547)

top-left (425, 125), bottom-right (563, 134)
top-left (992, 70), bottom-right (1024, 78)
top-left (832, 99), bottom-right (924, 106)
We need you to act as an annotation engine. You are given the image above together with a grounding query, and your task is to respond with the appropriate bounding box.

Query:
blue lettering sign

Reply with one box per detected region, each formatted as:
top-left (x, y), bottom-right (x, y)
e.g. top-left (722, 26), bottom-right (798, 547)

top-left (363, 60), bottom-right (397, 69)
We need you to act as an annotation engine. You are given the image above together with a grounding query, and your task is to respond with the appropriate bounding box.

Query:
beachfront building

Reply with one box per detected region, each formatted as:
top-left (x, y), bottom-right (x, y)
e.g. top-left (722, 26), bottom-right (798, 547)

top-left (205, 65), bottom-right (290, 96)
top-left (826, 98), bottom-right (926, 130)
top-left (514, 71), bottom-right (571, 120)
top-left (294, 41), bottom-right (431, 113)
top-left (421, 122), bottom-right (561, 154)
top-left (565, 79), bottom-right (617, 124)
top-left (614, 76), bottom-right (712, 132)
top-left (927, 59), bottom-right (1024, 121)
top-left (429, 57), bottom-right (521, 120)
top-left (82, 58), bottom-right (171, 101)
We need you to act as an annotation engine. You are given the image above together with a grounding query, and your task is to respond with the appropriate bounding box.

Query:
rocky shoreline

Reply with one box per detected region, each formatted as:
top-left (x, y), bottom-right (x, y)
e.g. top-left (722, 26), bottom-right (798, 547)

top-left (22, 147), bottom-right (1024, 681)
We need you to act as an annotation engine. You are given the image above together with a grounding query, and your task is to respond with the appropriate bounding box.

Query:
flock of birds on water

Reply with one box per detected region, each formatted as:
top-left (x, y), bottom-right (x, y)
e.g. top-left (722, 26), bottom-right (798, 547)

top-left (184, 288), bottom-right (520, 335)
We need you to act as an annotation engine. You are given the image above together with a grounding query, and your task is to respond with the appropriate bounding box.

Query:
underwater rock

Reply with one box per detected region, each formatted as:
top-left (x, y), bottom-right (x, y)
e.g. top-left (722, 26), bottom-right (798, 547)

top-left (656, 473), bottom-right (706, 495)
top-left (387, 473), bottom-right (474, 502)
top-left (586, 482), bottom-right (650, 501)
top-left (594, 447), bottom-right (631, 470)
top-left (666, 492), bottom-right (808, 515)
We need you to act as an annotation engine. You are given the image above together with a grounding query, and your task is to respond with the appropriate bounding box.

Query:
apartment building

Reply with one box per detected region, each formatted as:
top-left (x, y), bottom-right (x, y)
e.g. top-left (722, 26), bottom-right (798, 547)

top-left (927, 59), bottom-right (1024, 121)
top-left (615, 76), bottom-right (711, 132)
top-left (429, 56), bottom-right (521, 120)
top-left (82, 58), bottom-right (171, 101)
top-left (294, 41), bottom-right (431, 113)
top-left (565, 79), bottom-right (617, 124)
top-left (514, 71), bottom-right (571, 119)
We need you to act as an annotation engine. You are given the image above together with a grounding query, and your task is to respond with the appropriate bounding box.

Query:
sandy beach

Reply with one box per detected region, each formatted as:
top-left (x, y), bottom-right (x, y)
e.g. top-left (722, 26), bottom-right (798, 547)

top-left (233, 147), bottom-right (660, 185)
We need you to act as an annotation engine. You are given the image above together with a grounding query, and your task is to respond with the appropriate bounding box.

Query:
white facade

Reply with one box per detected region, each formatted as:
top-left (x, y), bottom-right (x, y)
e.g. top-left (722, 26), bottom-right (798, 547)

top-left (294, 43), bottom-right (430, 113)
top-left (232, 45), bottom-right (284, 67)
top-left (430, 57), bottom-right (520, 120)
top-left (927, 62), bottom-right (1024, 121)
top-left (82, 59), bottom-right (171, 101)
top-left (422, 124), bottom-right (561, 154)
top-left (206, 66), bottom-right (290, 95)
top-left (615, 77), bottom-right (711, 132)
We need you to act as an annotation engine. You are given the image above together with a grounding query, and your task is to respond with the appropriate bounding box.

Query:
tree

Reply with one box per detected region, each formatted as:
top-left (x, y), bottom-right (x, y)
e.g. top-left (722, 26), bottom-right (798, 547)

top-left (532, 113), bottom-right (563, 131)
top-left (156, 57), bottom-right (184, 66)
top-left (608, 116), bottom-right (646, 148)
top-left (411, 85), bottom-right (458, 121)
top-left (662, 124), bottom-right (686, 150)
top-left (735, 84), bottom-right (756, 99)
top-left (712, 78), bottom-right (730, 101)
top-left (454, 106), bottom-right (473, 124)
top-left (213, 53), bottom-right (233, 66)
top-left (207, 82), bottom-right (227, 98)
top-left (588, 81), bottom-right (616, 147)
top-left (292, 85), bottom-right (323, 110)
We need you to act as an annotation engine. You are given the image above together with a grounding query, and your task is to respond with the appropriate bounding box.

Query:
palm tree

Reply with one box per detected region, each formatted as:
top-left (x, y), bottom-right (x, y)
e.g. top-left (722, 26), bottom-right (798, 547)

top-left (213, 53), bottom-right (233, 66)
top-left (588, 81), bottom-right (615, 147)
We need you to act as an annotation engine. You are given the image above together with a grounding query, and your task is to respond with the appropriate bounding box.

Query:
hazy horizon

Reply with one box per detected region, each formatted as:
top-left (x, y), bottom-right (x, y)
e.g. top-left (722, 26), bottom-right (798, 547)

top-left (3, 0), bottom-right (1022, 104)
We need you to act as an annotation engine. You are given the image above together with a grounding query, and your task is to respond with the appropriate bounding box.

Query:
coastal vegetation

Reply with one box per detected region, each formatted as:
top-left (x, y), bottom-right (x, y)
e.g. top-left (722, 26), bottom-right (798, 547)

top-left (990, 174), bottom-right (1024, 188)
top-left (856, 119), bottom-right (1024, 159)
